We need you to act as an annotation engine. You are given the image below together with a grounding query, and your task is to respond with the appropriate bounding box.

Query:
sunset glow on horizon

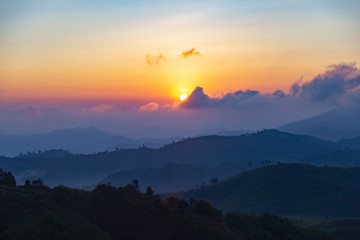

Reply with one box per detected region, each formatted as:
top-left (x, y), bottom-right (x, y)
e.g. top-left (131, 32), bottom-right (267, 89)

top-left (1, 0), bottom-right (360, 137)
top-left (1, 0), bottom-right (359, 103)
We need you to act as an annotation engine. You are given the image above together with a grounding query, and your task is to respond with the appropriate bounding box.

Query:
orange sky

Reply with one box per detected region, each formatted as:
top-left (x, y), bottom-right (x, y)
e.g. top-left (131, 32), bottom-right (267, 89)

top-left (1, 0), bottom-right (359, 101)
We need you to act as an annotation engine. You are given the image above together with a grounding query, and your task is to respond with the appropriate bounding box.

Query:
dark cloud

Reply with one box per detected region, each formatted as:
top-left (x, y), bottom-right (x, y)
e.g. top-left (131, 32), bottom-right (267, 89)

top-left (146, 54), bottom-right (166, 65)
top-left (181, 63), bottom-right (360, 109)
top-left (272, 90), bottom-right (286, 98)
top-left (180, 87), bottom-right (268, 109)
top-left (180, 87), bottom-right (212, 108)
top-left (294, 62), bottom-right (360, 102)
top-left (181, 48), bottom-right (201, 58)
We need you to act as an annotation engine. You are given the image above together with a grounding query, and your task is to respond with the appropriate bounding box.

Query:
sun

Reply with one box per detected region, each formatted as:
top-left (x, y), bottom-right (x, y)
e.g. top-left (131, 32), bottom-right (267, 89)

top-left (180, 93), bottom-right (188, 101)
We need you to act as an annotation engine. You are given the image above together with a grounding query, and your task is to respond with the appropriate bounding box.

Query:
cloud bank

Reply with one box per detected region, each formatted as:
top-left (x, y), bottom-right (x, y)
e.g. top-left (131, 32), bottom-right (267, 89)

top-left (181, 63), bottom-right (360, 109)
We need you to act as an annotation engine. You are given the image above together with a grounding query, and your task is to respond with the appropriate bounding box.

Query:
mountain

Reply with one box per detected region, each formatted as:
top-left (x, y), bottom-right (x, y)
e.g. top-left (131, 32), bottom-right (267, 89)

top-left (0, 127), bottom-right (179, 157)
top-left (279, 105), bottom-right (360, 141)
top-left (0, 129), bottom-right (346, 189)
top-left (178, 163), bottom-right (360, 217)
top-left (0, 127), bottom-right (131, 156)
top-left (158, 130), bottom-right (338, 166)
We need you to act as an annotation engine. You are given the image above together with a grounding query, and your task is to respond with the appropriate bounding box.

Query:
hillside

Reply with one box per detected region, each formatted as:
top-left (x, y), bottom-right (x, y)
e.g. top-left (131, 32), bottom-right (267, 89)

top-left (180, 163), bottom-right (360, 217)
top-left (0, 181), bottom-right (337, 240)
top-left (0, 130), bottom-right (342, 188)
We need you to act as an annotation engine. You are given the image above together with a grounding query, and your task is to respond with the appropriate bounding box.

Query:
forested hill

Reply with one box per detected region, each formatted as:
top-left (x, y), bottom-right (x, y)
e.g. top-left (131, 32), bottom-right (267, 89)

top-left (0, 130), bottom-right (343, 188)
top-left (0, 178), bottom-right (336, 240)
top-left (179, 163), bottom-right (360, 217)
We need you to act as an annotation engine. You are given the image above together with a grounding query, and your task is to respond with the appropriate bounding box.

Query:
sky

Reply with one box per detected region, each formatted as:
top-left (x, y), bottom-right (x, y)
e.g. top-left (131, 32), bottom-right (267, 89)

top-left (1, 0), bottom-right (360, 137)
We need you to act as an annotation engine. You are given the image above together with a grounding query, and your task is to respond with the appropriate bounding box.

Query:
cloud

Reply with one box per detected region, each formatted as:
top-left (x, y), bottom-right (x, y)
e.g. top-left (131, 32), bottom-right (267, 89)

top-left (293, 62), bottom-right (360, 103)
top-left (89, 103), bottom-right (115, 112)
top-left (6, 106), bottom-right (45, 117)
top-left (181, 48), bottom-right (201, 58)
top-left (146, 54), bottom-right (166, 65)
top-left (81, 103), bottom-right (115, 113)
top-left (180, 87), bottom-right (212, 108)
top-left (180, 63), bottom-right (360, 109)
top-left (138, 102), bottom-right (159, 112)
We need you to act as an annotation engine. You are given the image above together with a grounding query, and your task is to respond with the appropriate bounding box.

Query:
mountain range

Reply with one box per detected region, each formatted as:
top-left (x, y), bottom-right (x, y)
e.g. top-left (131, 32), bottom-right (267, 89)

top-left (0, 127), bottom-right (180, 157)
top-left (2, 129), bottom-right (360, 190)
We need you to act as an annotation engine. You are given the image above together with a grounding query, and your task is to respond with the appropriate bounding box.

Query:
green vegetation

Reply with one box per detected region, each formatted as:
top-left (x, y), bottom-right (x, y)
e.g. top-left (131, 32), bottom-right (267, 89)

top-left (0, 177), bottom-right (337, 240)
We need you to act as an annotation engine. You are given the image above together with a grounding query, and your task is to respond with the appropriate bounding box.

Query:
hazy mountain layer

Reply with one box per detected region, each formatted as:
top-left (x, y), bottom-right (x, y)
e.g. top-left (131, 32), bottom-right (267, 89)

top-left (279, 105), bottom-right (360, 141)
top-left (0, 130), bottom-right (351, 189)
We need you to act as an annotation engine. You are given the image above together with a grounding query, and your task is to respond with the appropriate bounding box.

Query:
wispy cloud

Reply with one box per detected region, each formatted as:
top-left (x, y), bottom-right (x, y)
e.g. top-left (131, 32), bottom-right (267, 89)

top-left (181, 48), bottom-right (201, 58)
top-left (138, 102), bottom-right (159, 112)
top-left (89, 103), bottom-right (115, 112)
top-left (5, 106), bottom-right (46, 118)
top-left (81, 103), bottom-right (115, 113)
top-left (146, 54), bottom-right (166, 65)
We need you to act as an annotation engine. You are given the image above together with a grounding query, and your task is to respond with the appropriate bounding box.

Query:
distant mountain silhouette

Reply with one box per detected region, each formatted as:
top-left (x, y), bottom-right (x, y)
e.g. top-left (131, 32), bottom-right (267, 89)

top-left (0, 130), bottom-right (350, 189)
top-left (0, 127), bottom-right (179, 157)
top-left (179, 163), bottom-right (360, 217)
top-left (279, 105), bottom-right (360, 141)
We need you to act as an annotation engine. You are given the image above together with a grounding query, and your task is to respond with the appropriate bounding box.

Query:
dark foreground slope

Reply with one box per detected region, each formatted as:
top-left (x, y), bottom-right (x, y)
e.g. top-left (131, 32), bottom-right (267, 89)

top-left (0, 183), bottom-right (336, 240)
top-left (181, 163), bottom-right (360, 217)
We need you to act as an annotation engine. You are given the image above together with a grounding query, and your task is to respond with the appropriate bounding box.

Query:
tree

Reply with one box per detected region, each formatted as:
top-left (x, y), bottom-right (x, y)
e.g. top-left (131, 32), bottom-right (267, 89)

top-left (210, 178), bottom-right (218, 184)
top-left (0, 169), bottom-right (16, 186)
top-left (132, 179), bottom-right (139, 192)
top-left (32, 179), bottom-right (43, 185)
top-left (25, 180), bottom-right (31, 187)
top-left (145, 186), bottom-right (154, 196)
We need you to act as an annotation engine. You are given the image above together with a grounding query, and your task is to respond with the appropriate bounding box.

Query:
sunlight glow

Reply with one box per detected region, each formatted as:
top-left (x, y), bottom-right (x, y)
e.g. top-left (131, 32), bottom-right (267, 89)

top-left (180, 93), bottom-right (188, 101)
